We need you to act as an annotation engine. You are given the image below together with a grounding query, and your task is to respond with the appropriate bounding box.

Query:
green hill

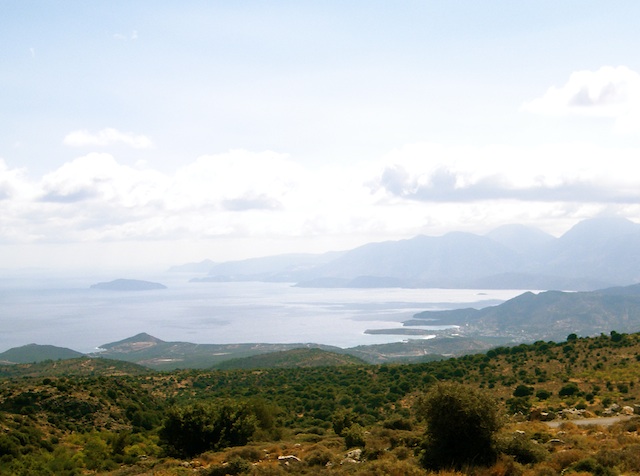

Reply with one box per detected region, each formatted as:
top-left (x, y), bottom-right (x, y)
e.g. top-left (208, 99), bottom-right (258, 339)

top-left (0, 356), bottom-right (152, 378)
top-left (0, 343), bottom-right (84, 364)
top-left (407, 283), bottom-right (640, 342)
top-left (93, 333), bottom-right (349, 370)
top-left (213, 347), bottom-right (367, 370)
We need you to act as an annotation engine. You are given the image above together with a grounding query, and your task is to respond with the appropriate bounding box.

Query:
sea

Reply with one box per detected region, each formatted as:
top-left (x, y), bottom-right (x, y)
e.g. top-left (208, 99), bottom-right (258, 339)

top-left (0, 272), bottom-right (528, 354)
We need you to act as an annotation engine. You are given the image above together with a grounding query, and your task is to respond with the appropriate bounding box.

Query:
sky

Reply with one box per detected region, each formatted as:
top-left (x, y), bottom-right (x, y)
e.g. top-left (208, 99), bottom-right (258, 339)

top-left (3, 1), bottom-right (640, 272)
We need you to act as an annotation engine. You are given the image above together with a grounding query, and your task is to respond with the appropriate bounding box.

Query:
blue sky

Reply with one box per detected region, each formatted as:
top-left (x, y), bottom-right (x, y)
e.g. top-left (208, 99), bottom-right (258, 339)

top-left (2, 2), bottom-right (640, 270)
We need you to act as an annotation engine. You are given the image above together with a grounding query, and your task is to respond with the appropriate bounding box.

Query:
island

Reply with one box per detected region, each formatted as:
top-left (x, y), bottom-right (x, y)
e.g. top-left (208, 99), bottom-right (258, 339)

top-left (90, 279), bottom-right (167, 291)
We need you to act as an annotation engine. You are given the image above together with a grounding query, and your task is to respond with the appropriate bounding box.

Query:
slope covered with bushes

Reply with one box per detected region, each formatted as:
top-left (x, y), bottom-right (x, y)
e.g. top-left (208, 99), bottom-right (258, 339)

top-left (2, 331), bottom-right (640, 474)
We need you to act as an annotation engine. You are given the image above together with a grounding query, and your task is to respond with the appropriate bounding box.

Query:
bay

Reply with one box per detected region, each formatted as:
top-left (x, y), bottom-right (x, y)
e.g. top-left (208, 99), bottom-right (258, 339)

top-left (0, 273), bottom-right (528, 354)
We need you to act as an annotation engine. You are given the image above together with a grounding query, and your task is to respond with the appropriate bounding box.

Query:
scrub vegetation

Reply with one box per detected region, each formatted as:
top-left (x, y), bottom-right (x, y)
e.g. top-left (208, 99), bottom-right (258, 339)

top-left (2, 331), bottom-right (640, 474)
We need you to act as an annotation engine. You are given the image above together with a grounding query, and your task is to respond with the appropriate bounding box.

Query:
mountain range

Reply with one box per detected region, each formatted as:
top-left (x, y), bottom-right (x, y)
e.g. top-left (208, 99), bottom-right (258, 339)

top-left (184, 216), bottom-right (640, 291)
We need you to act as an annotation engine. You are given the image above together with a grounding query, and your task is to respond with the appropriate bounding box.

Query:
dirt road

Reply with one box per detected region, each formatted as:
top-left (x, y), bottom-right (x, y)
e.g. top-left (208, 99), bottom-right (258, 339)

top-left (545, 415), bottom-right (633, 428)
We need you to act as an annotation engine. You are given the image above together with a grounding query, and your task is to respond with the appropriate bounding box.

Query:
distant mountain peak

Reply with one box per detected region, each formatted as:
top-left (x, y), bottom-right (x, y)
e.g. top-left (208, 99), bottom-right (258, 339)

top-left (485, 224), bottom-right (555, 254)
top-left (561, 216), bottom-right (639, 243)
top-left (99, 333), bottom-right (165, 352)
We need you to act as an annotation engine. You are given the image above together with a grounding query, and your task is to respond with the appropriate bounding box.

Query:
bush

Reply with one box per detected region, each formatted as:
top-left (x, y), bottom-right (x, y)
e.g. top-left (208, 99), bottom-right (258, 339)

top-left (507, 397), bottom-right (532, 415)
top-left (559, 383), bottom-right (579, 397)
top-left (206, 457), bottom-right (252, 476)
top-left (382, 417), bottom-right (413, 431)
top-left (514, 385), bottom-right (534, 397)
top-left (332, 409), bottom-right (357, 436)
top-left (417, 382), bottom-right (502, 470)
top-left (226, 446), bottom-right (263, 463)
top-left (497, 433), bottom-right (549, 464)
top-left (344, 424), bottom-right (366, 448)
top-left (536, 389), bottom-right (552, 400)
top-left (571, 457), bottom-right (616, 476)
top-left (305, 447), bottom-right (333, 466)
top-left (549, 449), bottom-right (587, 471)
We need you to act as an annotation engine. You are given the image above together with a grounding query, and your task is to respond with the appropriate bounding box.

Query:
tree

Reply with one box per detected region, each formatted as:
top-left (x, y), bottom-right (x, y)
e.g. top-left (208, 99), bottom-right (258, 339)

top-left (417, 382), bottom-right (502, 470)
top-left (159, 401), bottom-right (257, 458)
top-left (513, 385), bottom-right (534, 397)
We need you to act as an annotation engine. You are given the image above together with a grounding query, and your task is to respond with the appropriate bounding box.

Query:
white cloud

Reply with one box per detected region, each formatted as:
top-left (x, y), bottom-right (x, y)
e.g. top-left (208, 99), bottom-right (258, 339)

top-left (373, 142), bottom-right (640, 205)
top-left (523, 66), bottom-right (640, 134)
top-left (3, 144), bottom-right (640, 261)
top-left (63, 128), bottom-right (153, 149)
top-left (40, 153), bottom-right (165, 204)
top-left (113, 31), bottom-right (138, 41)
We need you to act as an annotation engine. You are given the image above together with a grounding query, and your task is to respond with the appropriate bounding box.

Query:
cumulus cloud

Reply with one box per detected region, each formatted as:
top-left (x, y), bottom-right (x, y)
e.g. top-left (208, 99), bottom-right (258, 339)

top-left (63, 128), bottom-right (153, 149)
top-left (222, 194), bottom-right (282, 211)
top-left (3, 144), bottom-right (640, 253)
top-left (377, 164), bottom-right (640, 203)
top-left (523, 66), bottom-right (640, 133)
top-left (373, 142), bottom-right (640, 204)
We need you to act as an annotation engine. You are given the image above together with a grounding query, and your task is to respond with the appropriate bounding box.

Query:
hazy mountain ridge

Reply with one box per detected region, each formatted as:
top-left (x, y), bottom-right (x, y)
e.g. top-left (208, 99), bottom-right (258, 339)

top-left (168, 259), bottom-right (216, 273)
top-left (182, 217), bottom-right (640, 290)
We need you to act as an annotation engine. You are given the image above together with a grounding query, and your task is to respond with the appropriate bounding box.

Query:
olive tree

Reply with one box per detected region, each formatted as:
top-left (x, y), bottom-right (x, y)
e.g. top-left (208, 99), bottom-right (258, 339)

top-left (159, 401), bottom-right (257, 458)
top-left (417, 382), bottom-right (503, 470)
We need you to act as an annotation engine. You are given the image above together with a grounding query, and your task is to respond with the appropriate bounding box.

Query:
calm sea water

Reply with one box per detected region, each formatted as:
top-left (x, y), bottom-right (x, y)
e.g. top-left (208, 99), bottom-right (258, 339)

top-left (0, 273), bottom-right (527, 353)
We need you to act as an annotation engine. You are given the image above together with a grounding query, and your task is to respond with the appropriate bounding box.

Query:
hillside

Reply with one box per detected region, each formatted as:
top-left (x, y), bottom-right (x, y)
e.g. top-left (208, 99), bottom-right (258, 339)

top-left (0, 343), bottom-right (83, 364)
top-left (2, 332), bottom-right (640, 474)
top-left (93, 333), bottom-right (350, 370)
top-left (0, 356), bottom-right (152, 378)
top-left (213, 347), bottom-right (367, 369)
top-left (407, 283), bottom-right (640, 342)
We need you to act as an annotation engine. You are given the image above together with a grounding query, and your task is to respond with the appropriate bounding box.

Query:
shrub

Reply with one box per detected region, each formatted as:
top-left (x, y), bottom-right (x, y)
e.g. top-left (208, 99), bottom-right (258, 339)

top-left (549, 449), bottom-right (587, 471)
top-left (332, 409), bottom-right (357, 436)
top-left (514, 385), bottom-right (534, 397)
top-left (305, 447), bottom-right (333, 466)
top-left (382, 417), bottom-right (413, 431)
top-left (559, 383), bottom-right (579, 397)
top-left (507, 397), bottom-right (532, 415)
top-left (206, 457), bottom-right (252, 476)
top-left (571, 457), bottom-right (616, 476)
top-left (417, 382), bottom-right (502, 470)
top-left (226, 446), bottom-right (263, 463)
top-left (536, 389), bottom-right (552, 400)
top-left (380, 460), bottom-right (434, 475)
top-left (344, 424), bottom-right (366, 448)
top-left (497, 433), bottom-right (549, 464)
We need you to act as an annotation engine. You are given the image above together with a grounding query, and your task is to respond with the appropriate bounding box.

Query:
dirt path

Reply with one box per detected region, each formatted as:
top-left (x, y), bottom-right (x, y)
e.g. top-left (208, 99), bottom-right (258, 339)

top-left (545, 415), bottom-right (633, 428)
